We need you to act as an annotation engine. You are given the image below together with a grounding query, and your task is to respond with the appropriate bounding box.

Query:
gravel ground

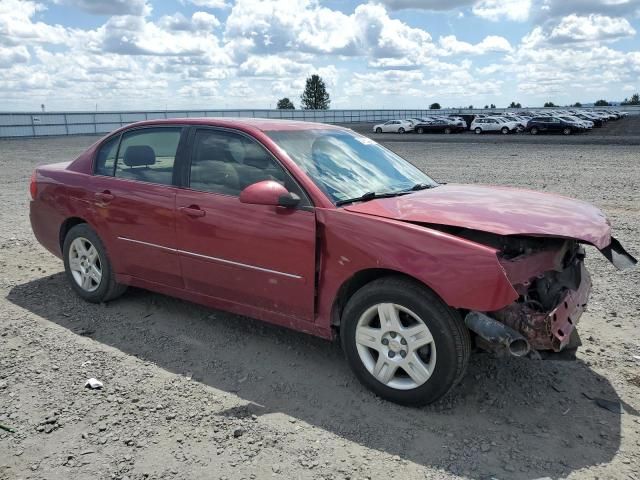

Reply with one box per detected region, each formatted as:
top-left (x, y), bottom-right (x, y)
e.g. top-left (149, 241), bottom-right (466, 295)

top-left (1, 134), bottom-right (639, 480)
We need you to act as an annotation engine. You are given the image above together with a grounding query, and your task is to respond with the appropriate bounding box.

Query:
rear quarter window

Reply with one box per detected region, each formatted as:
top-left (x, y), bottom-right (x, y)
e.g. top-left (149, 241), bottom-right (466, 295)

top-left (95, 136), bottom-right (119, 176)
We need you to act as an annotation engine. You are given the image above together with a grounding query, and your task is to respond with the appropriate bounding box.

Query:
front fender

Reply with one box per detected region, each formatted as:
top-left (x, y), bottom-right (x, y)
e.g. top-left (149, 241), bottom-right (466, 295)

top-left (315, 209), bottom-right (518, 328)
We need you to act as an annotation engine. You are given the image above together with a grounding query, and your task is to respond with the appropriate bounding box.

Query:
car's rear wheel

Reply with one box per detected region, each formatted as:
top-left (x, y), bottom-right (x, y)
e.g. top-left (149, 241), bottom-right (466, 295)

top-left (530, 127), bottom-right (539, 135)
top-left (398, 127), bottom-right (405, 134)
top-left (501, 127), bottom-right (509, 135)
top-left (375, 127), bottom-right (382, 134)
top-left (341, 276), bottom-right (470, 406)
top-left (474, 127), bottom-right (482, 134)
top-left (563, 127), bottom-right (572, 135)
top-left (417, 127), bottom-right (424, 134)
top-left (63, 223), bottom-right (126, 303)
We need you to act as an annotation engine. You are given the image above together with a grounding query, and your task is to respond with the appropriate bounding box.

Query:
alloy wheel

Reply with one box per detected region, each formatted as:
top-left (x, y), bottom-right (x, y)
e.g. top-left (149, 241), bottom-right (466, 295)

top-left (355, 303), bottom-right (437, 390)
top-left (68, 237), bottom-right (102, 292)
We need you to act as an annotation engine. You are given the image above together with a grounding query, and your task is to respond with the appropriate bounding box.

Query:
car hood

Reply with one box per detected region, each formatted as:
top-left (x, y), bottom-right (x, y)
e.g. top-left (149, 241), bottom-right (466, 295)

top-left (344, 184), bottom-right (612, 249)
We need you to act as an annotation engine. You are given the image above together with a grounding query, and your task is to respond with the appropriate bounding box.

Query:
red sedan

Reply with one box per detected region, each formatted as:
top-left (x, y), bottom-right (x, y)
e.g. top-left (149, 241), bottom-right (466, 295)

top-left (29, 118), bottom-right (635, 405)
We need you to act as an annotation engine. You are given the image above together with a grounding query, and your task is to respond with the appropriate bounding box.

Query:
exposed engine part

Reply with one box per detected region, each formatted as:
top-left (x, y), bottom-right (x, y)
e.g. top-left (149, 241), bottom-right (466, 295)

top-left (464, 311), bottom-right (530, 357)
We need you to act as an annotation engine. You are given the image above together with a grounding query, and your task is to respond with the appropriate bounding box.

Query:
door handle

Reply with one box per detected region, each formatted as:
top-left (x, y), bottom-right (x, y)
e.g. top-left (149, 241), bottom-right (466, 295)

top-left (94, 191), bottom-right (114, 203)
top-left (179, 206), bottom-right (206, 217)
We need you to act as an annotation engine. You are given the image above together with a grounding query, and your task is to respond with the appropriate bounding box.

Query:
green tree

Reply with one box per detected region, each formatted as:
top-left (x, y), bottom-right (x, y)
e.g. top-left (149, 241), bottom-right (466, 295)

top-left (484, 105), bottom-right (489, 109)
top-left (429, 102), bottom-right (441, 109)
top-left (508, 101), bottom-right (522, 108)
top-left (276, 97), bottom-right (295, 109)
top-left (490, 103), bottom-right (496, 109)
top-left (544, 101), bottom-right (556, 108)
top-left (468, 105), bottom-right (474, 109)
top-left (300, 74), bottom-right (330, 110)
top-left (573, 102), bottom-right (582, 108)
top-left (621, 93), bottom-right (640, 105)
top-left (594, 99), bottom-right (610, 106)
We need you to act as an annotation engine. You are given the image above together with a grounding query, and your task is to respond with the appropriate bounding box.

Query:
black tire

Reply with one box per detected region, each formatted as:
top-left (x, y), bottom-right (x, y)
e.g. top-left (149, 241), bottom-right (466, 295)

top-left (417, 127), bottom-right (424, 134)
top-left (375, 127), bottom-right (382, 134)
top-left (444, 127), bottom-right (452, 134)
top-left (530, 127), bottom-right (539, 135)
top-left (63, 223), bottom-right (127, 303)
top-left (398, 127), bottom-right (405, 134)
top-left (340, 276), bottom-right (471, 406)
top-left (501, 127), bottom-right (509, 135)
top-left (563, 127), bottom-right (571, 135)
top-left (474, 127), bottom-right (482, 135)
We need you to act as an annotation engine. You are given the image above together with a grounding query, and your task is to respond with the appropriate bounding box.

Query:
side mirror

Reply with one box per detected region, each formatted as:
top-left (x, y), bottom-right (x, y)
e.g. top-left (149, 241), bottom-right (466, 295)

top-left (239, 180), bottom-right (300, 208)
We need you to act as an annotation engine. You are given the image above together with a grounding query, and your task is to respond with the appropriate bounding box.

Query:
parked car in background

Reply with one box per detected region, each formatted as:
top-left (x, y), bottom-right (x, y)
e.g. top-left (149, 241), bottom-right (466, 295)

top-left (29, 118), bottom-right (636, 406)
top-left (373, 120), bottom-right (414, 134)
top-left (446, 116), bottom-right (467, 129)
top-left (471, 117), bottom-right (517, 134)
top-left (575, 113), bottom-right (603, 127)
top-left (526, 116), bottom-right (584, 135)
top-left (414, 118), bottom-right (465, 134)
top-left (559, 116), bottom-right (593, 130)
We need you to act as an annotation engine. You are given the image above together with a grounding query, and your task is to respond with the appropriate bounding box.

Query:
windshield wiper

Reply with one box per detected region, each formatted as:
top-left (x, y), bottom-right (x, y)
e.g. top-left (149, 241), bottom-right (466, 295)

top-left (408, 183), bottom-right (436, 191)
top-left (335, 191), bottom-right (411, 207)
top-left (336, 183), bottom-right (438, 207)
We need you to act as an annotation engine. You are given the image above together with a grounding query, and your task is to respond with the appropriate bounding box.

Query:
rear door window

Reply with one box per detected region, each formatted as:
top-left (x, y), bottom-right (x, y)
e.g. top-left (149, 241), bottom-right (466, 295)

top-left (114, 128), bottom-right (182, 185)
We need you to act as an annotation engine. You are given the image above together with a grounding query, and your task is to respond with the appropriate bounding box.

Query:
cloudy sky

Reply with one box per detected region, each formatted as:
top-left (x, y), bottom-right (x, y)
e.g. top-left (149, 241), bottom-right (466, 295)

top-left (0, 0), bottom-right (639, 111)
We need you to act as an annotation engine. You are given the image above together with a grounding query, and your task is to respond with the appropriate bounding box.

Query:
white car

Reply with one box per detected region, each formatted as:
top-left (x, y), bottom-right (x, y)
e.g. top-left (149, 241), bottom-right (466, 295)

top-left (373, 120), bottom-right (414, 134)
top-left (560, 115), bottom-right (593, 129)
top-left (471, 117), bottom-right (518, 134)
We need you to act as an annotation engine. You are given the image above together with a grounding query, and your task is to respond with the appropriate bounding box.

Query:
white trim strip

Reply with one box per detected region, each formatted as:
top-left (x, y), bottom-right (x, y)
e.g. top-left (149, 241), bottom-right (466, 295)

top-left (117, 236), bottom-right (176, 252)
top-left (117, 236), bottom-right (303, 280)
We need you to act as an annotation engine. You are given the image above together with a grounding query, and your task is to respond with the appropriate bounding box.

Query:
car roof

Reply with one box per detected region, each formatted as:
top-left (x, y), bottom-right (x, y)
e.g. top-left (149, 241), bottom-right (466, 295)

top-left (116, 117), bottom-right (347, 133)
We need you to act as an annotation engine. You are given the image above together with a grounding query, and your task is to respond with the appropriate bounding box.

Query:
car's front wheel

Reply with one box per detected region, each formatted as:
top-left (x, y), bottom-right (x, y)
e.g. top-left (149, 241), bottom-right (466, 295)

top-left (63, 223), bottom-right (126, 303)
top-left (444, 127), bottom-right (452, 134)
top-left (416, 127), bottom-right (424, 134)
top-left (563, 127), bottom-right (572, 135)
top-left (375, 127), bottom-right (382, 134)
top-left (530, 127), bottom-right (539, 135)
top-left (474, 127), bottom-right (482, 134)
top-left (501, 127), bottom-right (509, 135)
top-left (341, 276), bottom-right (470, 406)
top-left (398, 127), bottom-right (405, 134)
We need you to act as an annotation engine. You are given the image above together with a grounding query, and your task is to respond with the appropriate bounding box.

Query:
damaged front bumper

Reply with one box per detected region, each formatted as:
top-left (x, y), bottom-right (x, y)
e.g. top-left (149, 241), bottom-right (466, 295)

top-left (493, 262), bottom-right (591, 351)
top-left (474, 236), bottom-right (635, 355)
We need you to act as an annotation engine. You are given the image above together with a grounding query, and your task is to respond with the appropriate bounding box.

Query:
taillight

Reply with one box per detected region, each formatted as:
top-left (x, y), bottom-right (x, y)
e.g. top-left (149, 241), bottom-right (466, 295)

top-left (29, 170), bottom-right (37, 200)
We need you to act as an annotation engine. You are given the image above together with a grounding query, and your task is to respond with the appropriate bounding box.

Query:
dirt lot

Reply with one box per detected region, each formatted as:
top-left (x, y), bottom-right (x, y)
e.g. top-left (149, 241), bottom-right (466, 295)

top-left (1, 133), bottom-right (639, 480)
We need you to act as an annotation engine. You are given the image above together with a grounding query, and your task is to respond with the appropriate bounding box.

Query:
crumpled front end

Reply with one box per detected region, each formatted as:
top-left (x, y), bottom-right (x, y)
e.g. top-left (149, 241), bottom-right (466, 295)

top-left (457, 232), bottom-right (635, 356)
top-left (494, 240), bottom-right (591, 352)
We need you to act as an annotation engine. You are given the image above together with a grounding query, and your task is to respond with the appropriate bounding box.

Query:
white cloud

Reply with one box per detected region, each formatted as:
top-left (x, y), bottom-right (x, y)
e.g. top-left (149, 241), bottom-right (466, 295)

top-left (472, 0), bottom-right (531, 22)
top-left (0, 0), bottom-right (71, 46)
top-left (159, 12), bottom-right (221, 31)
top-left (239, 55), bottom-right (311, 77)
top-left (0, 45), bottom-right (30, 67)
top-left (89, 14), bottom-right (230, 58)
top-left (439, 35), bottom-right (512, 55)
top-left (377, 0), bottom-right (475, 11)
top-left (181, 0), bottom-right (229, 9)
top-left (53, 0), bottom-right (151, 16)
top-left (549, 14), bottom-right (636, 43)
top-left (224, 0), bottom-right (434, 65)
top-left (538, 0), bottom-right (640, 19)
top-left (0, 0), bottom-right (638, 110)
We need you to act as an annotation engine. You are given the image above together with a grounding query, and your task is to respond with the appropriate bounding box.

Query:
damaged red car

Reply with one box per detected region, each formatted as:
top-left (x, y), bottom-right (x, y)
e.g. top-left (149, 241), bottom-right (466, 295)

top-left (29, 119), bottom-right (636, 405)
